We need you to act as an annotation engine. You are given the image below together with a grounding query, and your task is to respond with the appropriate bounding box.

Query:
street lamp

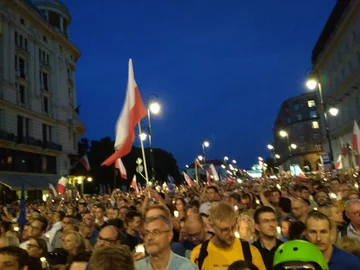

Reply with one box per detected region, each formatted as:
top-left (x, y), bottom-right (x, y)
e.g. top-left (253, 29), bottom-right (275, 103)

top-left (139, 132), bottom-right (147, 141)
top-left (275, 154), bottom-right (280, 159)
top-left (202, 139), bottom-right (210, 163)
top-left (279, 130), bottom-right (288, 138)
top-left (87, 177), bottom-right (93, 182)
top-left (329, 107), bottom-right (339, 116)
top-left (290, 143), bottom-right (297, 149)
top-left (278, 130), bottom-right (294, 166)
top-left (147, 94), bottom-right (161, 181)
top-left (258, 157), bottom-right (263, 161)
top-left (232, 159), bottom-right (236, 164)
top-left (198, 155), bottom-right (203, 161)
top-left (305, 68), bottom-right (334, 164)
top-left (267, 144), bottom-right (274, 150)
top-left (185, 165), bottom-right (189, 168)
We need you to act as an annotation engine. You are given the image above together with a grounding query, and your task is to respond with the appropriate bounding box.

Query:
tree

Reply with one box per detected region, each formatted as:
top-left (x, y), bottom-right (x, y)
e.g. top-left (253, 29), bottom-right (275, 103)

top-left (73, 137), bottom-right (182, 193)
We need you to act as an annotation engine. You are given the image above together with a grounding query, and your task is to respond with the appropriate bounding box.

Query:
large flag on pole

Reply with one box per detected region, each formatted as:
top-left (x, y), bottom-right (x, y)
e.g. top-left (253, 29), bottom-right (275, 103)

top-left (102, 59), bottom-right (147, 166)
top-left (56, 176), bottom-right (67, 195)
top-left (207, 164), bottom-right (220, 181)
top-left (131, 175), bottom-right (139, 193)
top-left (115, 158), bottom-right (127, 179)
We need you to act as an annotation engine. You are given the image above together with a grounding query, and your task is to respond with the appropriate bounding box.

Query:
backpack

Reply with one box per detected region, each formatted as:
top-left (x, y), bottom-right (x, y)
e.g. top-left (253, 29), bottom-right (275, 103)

top-left (195, 238), bottom-right (252, 270)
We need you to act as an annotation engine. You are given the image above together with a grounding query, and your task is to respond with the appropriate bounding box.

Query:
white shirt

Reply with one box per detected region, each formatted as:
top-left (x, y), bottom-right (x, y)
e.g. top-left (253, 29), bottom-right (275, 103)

top-left (199, 202), bottom-right (211, 215)
top-left (46, 221), bottom-right (62, 245)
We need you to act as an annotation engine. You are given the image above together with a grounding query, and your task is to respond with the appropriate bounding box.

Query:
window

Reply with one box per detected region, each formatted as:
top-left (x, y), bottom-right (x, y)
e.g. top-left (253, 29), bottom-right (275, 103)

top-left (25, 118), bottom-right (30, 138)
top-left (313, 133), bottom-right (320, 140)
top-left (49, 126), bottom-right (52, 142)
top-left (19, 85), bottom-right (25, 104)
top-left (312, 121), bottom-right (319, 129)
top-left (294, 104), bottom-right (300, 110)
top-left (17, 116), bottom-right (23, 139)
top-left (42, 72), bottom-right (49, 91)
top-left (42, 124), bottom-right (47, 142)
top-left (19, 35), bottom-right (23, 48)
top-left (24, 39), bottom-right (27, 51)
top-left (59, 45), bottom-right (63, 53)
top-left (310, 111), bottom-right (317, 118)
top-left (43, 36), bottom-right (47, 43)
top-left (300, 136), bottom-right (305, 142)
top-left (297, 114), bottom-right (302, 121)
top-left (308, 100), bottom-right (316, 107)
top-left (43, 96), bottom-right (49, 113)
top-left (19, 58), bottom-right (25, 79)
top-left (300, 146), bottom-right (306, 153)
top-left (15, 56), bottom-right (18, 71)
top-left (46, 54), bottom-right (49, 65)
top-left (15, 31), bottom-right (18, 45)
top-left (315, 145), bottom-right (322, 151)
top-left (20, 18), bottom-right (25, 25)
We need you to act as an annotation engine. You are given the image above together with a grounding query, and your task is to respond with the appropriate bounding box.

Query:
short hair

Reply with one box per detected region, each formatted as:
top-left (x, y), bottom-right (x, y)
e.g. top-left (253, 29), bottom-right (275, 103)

top-left (33, 216), bottom-right (48, 232)
top-left (228, 260), bottom-right (259, 270)
top-left (0, 246), bottom-right (31, 268)
top-left (288, 221), bottom-right (306, 240)
top-left (29, 237), bottom-right (47, 256)
top-left (107, 219), bottom-right (124, 230)
top-left (89, 245), bottom-right (134, 270)
top-left (0, 236), bottom-right (19, 247)
top-left (57, 211), bottom-right (65, 221)
top-left (337, 236), bottom-right (360, 257)
top-left (254, 207), bottom-right (276, 224)
top-left (145, 215), bottom-right (173, 231)
top-left (330, 178), bottom-right (340, 183)
top-left (270, 189), bottom-right (281, 197)
top-left (209, 202), bottom-right (236, 223)
top-left (305, 210), bottom-right (332, 230)
top-left (146, 204), bottom-right (171, 219)
top-left (344, 199), bottom-right (360, 212)
top-left (206, 186), bottom-right (218, 194)
top-left (96, 204), bottom-right (106, 213)
top-left (184, 214), bottom-right (204, 227)
top-left (125, 211), bottom-right (142, 225)
top-left (241, 193), bottom-right (251, 200)
top-left (112, 207), bottom-right (120, 213)
top-left (299, 186), bottom-right (310, 192)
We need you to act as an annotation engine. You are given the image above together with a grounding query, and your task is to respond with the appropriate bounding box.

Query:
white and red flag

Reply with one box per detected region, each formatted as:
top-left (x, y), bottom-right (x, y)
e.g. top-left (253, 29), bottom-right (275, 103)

top-left (102, 59), bottom-right (147, 166)
top-left (80, 155), bottom-right (91, 171)
top-left (335, 155), bottom-right (343, 170)
top-left (207, 164), bottom-right (219, 181)
top-left (183, 172), bottom-right (195, 186)
top-left (206, 170), bottom-right (211, 185)
top-left (130, 175), bottom-right (139, 193)
top-left (49, 183), bottom-right (57, 197)
top-left (340, 137), bottom-right (347, 157)
top-left (115, 158), bottom-right (127, 179)
top-left (56, 176), bottom-right (67, 195)
top-left (195, 159), bottom-right (203, 169)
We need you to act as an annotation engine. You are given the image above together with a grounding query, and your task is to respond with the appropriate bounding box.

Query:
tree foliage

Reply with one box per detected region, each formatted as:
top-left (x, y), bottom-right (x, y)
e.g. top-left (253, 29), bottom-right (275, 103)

top-left (76, 137), bottom-right (182, 193)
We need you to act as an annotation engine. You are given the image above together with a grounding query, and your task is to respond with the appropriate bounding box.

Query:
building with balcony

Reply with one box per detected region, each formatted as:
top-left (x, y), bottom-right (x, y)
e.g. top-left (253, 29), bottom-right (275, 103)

top-left (0, 0), bottom-right (84, 197)
top-left (310, 0), bottom-right (360, 169)
top-left (273, 93), bottom-right (324, 171)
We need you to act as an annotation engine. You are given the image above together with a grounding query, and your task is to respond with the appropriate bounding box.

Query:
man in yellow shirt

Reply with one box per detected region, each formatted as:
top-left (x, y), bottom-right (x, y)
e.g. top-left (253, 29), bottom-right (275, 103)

top-left (191, 202), bottom-right (266, 270)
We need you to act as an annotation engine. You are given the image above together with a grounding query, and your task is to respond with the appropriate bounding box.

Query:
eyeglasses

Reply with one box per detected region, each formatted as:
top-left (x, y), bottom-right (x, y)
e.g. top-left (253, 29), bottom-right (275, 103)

top-left (144, 229), bottom-right (170, 238)
top-left (27, 244), bottom-right (39, 249)
top-left (29, 225), bottom-right (41, 231)
top-left (97, 235), bottom-right (117, 244)
top-left (212, 222), bottom-right (238, 235)
top-left (279, 266), bottom-right (315, 270)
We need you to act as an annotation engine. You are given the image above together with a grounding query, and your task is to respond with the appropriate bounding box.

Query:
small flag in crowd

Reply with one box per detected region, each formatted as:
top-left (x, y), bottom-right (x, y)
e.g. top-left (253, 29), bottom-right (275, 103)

top-left (206, 170), bottom-right (211, 185)
top-left (168, 175), bottom-right (175, 194)
top-left (131, 175), bottom-right (139, 193)
top-left (335, 154), bottom-right (343, 169)
top-left (49, 183), bottom-right (57, 198)
top-left (207, 164), bottom-right (219, 181)
top-left (101, 59), bottom-right (147, 166)
top-left (340, 137), bottom-right (348, 157)
top-left (80, 155), bottom-right (91, 171)
top-left (56, 176), bottom-right (67, 195)
top-left (115, 158), bottom-right (127, 179)
top-left (183, 172), bottom-right (195, 186)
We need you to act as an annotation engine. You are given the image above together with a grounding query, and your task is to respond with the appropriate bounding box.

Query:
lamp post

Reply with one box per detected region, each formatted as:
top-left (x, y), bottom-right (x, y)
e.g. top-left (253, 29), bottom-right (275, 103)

top-left (202, 140), bottom-right (210, 164)
top-left (279, 130), bottom-right (297, 167)
top-left (147, 94), bottom-right (161, 182)
top-left (267, 144), bottom-right (277, 166)
top-left (306, 68), bottom-right (334, 164)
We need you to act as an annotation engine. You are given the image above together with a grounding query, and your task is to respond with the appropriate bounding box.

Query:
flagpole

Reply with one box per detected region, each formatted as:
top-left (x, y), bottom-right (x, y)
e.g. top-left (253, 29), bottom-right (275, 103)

top-left (195, 162), bottom-right (199, 183)
top-left (138, 123), bottom-right (149, 184)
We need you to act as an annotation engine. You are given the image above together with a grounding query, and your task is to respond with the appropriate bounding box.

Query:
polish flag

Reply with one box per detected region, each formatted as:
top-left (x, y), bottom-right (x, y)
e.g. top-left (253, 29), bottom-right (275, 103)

top-left (206, 170), bottom-right (211, 185)
top-left (195, 159), bottom-right (203, 169)
top-left (340, 137), bottom-right (347, 157)
top-left (49, 183), bottom-right (57, 197)
top-left (130, 175), bottom-right (139, 193)
top-left (207, 164), bottom-right (219, 181)
top-left (102, 59), bottom-right (147, 166)
top-left (115, 158), bottom-right (127, 179)
top-left (298, 168), bottom-right (307, 179)
top-left (56, 176), bottom-right (67, 195)
top-left (335, 155), bottom-right (343, 169)
top-left (183, 172), bottom-right (195, 186)
top-left (80, 155), bottom-right (91, 171)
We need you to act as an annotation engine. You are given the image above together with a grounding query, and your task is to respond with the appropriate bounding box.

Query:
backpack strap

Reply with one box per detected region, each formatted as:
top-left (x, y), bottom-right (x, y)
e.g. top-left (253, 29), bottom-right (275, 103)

top-left (195, 240), bottom-right (210, 270)
top-left (240, 239), bottom-right (252, 262)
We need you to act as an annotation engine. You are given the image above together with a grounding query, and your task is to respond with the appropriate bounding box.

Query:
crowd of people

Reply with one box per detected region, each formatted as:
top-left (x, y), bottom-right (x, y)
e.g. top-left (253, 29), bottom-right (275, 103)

top-left (0, 171), bottom-right (360, 270)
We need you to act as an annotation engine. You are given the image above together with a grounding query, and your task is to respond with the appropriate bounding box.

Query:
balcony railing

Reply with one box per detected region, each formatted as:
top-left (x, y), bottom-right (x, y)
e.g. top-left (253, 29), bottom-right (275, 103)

top-left (0, 129), bottom-right (62, 151)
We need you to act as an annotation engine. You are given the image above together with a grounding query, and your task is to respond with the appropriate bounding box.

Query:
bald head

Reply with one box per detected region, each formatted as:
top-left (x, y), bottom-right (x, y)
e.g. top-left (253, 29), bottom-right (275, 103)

top-left (185, 214), bottom-right (204, 227)
top-left (95, 226), bottom-right (121, 248)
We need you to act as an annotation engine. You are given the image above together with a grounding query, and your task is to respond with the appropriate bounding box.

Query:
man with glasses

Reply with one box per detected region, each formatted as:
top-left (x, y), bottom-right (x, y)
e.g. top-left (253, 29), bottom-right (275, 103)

top-left (291, 197), bottom-right (309, 223)
top-left (19, 216), bottom-right (52, 252)
top-left (253, 207), bottom-right (283, 270)
top-left (95, 225), bottom-right (122, 248)
top-left (135, 215), bottom-right (197, 270)
top-left (191, 202), bottom-right (266, 270)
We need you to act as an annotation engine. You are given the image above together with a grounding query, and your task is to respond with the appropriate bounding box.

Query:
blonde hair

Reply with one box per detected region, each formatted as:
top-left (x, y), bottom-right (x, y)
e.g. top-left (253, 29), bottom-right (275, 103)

top-left (146, 204), bottom-right (171, 219)
top-left (64, 231), bottom-right (85, 252)
top-left (209, 202), bottom-right (236, 223)
top-left (337, 236), bottom-right (360, 257)
top-left (89, 245), bottom-right (135, 270)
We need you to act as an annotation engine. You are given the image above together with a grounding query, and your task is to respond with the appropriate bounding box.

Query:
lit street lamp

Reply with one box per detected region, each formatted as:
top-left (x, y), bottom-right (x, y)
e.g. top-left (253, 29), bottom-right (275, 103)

top-left (329, 107), bottom-right (339, 116)
top-left (275, 154), bottom-right (280, 159)
top-left (306, 68), bottom-right (334, 164)
top-left (202, 139), bottom-right (210, 163)
top-left (198, 155), bottom-right (203, 161)
top-left (278, 130), bottom-right (295, 166)
top-left (267, 144), bottom-right (274, 150)
top-left (290, 143), bottom-right (297, 149)
top-left (147, 94), bottom-right (161, 181)
top-left (139, 132), bottom-right (147, 141)
top-left (232, 159), bottom-right (236, 164)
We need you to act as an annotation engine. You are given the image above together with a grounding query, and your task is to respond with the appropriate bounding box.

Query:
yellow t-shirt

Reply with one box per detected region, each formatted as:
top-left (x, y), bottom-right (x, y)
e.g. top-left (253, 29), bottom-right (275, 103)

top-left (190, 239), bottom-right (266, 270)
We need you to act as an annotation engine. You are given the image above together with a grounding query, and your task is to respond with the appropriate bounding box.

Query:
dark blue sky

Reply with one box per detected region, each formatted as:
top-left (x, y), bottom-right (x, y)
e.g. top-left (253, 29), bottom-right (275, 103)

top-left (63, 0), bottom-right (336, 169)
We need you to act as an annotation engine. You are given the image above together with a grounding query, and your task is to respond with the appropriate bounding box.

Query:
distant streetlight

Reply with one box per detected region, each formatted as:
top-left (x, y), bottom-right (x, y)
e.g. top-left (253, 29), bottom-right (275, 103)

top-left (329, 107), bottom-right (339, 116)
top-left (275, 154), bottom-right (280, 159)
top-left (87, 177), bottom-right (93, 182)
top-left (290, 143), bottom-right (297, 149)
top-left (258, 157), bottom-right (263, 161)
top-left (221, 164), bottom-right (226, 169)
top-left (149, 101), bottom-right (161, 114)
top-left (267, 144), bottom-right (274, 150)
top-left (203, 141), bottom-right (210, 148)
top-left (139, 132), bottom-right (147, 141)
top-left (279, 130), bottom-right (288, 138)
top-left (185, 165), bottom-right (189, 168)
top-left (306, 79), bottom-right (318, 90)
top-left (202, 139), bottom-right (210, 163)
top-left (224, 156), bottom-right (229, 161)
top-left (198, 155), bottom-right (203, 161)
top-left (232, 159), bottom-right (236, 164)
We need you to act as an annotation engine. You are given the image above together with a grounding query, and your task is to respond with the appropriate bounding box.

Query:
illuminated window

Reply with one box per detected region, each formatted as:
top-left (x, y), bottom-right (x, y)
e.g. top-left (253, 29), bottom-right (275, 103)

top-left (312, 121), bottom-right (319, 129)
top-left (310, 111), bottom-right (317, 118)
top-left (308, 100), bottom-right (316, 107)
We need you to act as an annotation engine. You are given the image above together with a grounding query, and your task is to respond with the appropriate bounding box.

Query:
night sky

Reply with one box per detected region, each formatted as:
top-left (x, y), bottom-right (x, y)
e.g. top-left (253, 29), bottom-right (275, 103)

top-left (62, 0), bottom-right (336, 169)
